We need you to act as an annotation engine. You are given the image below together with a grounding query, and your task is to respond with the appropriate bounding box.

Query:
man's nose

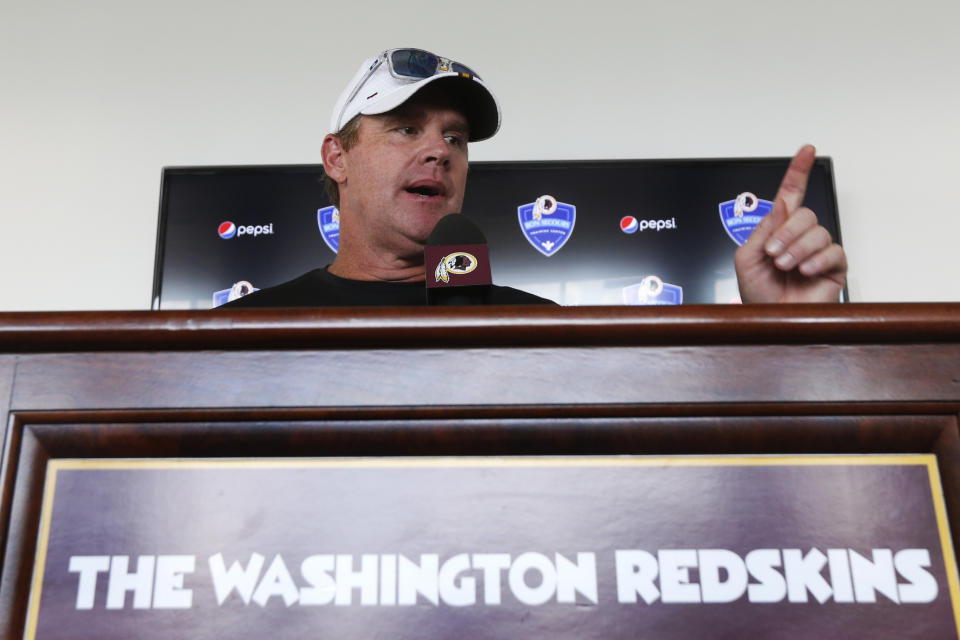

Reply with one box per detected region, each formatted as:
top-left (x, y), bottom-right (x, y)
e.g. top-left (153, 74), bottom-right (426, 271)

top-left (420, 131), bottom-right (451, 167)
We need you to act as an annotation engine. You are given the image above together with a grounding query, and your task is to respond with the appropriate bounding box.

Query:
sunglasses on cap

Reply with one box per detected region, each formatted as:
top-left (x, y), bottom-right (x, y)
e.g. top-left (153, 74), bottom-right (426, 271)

top-left (335, 48), bottom-right (482, 132)
top-left (383, 48), bottom-right (481, 81)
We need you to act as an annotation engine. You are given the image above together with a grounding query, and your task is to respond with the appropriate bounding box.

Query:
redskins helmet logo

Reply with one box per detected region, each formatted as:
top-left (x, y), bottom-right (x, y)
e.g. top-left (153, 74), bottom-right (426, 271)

top-left (734, 192), bottom-right (759, 218)
top-left (532, 194), bottom-right (558, 220)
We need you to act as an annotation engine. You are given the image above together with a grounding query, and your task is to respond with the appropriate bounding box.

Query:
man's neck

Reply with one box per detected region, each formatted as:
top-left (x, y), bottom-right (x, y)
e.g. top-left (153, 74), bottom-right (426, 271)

top-left (328, 251), bottom-right (426, 283)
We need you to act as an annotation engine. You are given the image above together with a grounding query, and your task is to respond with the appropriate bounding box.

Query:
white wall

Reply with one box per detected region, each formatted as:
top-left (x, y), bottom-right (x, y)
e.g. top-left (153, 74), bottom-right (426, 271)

top-left (1, 0), bottom-right (957, 310)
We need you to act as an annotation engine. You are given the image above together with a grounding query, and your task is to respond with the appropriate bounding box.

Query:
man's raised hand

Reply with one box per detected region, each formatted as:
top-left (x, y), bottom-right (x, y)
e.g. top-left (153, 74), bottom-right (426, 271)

top-left (734, 145), bottom-right (847, 303)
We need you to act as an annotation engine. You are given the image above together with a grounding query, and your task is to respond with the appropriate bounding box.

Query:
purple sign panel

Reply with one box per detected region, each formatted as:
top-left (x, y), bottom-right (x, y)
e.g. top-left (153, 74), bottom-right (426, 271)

top-left (25, 456), bottom-right (960, 639)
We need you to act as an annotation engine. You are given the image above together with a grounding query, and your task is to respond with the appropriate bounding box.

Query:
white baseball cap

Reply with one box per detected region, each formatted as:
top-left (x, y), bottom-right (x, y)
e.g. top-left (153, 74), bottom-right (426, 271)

top-left (329, 48), bottom-right (501, 142)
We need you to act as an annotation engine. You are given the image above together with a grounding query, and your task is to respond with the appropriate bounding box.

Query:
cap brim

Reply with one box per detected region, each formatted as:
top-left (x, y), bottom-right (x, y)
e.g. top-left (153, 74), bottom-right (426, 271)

top-left (359, 72), bottom-right (501, 142)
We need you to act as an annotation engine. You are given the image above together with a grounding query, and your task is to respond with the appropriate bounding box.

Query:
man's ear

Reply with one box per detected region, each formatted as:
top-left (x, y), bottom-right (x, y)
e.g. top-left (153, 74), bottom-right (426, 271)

top-left (321, 134), bottom-right (347, 184)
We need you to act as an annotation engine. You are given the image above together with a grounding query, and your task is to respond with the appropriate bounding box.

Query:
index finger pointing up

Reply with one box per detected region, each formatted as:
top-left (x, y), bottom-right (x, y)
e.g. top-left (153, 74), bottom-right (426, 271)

top-left (775, 144), bottom-right (816, 213)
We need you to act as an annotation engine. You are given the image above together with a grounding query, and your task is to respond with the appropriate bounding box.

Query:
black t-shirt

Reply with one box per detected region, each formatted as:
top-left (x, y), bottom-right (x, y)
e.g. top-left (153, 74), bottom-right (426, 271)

top-left (221, 267), bottom-right (555, 308)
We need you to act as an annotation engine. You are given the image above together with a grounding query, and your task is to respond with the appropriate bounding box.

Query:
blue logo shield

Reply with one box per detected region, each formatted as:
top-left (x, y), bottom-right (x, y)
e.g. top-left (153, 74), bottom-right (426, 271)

top-left (517, 195), bottom-right (576, 257)
top-left (317, 206), bottom-right (340, 253)
top-left (718, 192), bottom-right (774, 246)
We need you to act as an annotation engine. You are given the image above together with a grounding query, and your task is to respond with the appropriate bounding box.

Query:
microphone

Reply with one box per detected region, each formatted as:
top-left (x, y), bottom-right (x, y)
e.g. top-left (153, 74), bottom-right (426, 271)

top-left (425, 214), bottom-right (493, 306)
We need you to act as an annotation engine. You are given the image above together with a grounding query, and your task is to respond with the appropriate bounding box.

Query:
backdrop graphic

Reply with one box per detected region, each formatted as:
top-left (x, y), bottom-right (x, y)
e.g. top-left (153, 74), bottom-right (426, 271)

top-left (152, 158), bottom-right (842, 308)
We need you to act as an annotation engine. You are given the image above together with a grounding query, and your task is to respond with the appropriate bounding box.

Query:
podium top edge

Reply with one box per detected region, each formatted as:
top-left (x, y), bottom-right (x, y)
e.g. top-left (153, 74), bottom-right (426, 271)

top-left (0, 303), bottom-right (958, 352)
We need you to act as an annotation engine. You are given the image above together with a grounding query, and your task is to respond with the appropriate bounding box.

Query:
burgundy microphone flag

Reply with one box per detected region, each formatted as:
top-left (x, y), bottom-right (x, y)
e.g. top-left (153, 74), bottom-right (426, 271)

top-left (424, 214), bottom-right (492, 289)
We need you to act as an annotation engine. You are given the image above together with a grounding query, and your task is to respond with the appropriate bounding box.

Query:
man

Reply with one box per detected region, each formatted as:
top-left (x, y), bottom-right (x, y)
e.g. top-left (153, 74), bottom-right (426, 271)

top-left (227, 48), bottom-right (547, 307)
top-left (226, 48), bottom-right (846, 308)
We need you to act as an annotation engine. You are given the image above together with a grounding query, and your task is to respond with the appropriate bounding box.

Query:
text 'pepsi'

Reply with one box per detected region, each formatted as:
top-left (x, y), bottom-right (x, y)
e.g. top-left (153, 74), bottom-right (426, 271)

top-left (237, 224), bottom-right (274, 237)
top-left (637, 218), bottom-right (676, 232)
top-left (218, 221), bottom-right (275, 239)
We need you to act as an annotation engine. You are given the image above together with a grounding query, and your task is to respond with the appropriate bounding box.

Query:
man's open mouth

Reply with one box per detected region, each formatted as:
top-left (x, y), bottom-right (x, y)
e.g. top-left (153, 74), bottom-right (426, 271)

top-left (405, 182), bottom-right (444, 198)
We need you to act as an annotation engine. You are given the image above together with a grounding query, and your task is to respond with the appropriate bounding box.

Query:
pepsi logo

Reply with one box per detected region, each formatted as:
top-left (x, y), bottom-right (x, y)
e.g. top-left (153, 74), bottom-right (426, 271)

top-left (620, 216), bottom-right (639, 234)
top-left (217, 221), bottom-right (274, 239)
top-left (218, 221), bottom-right (237, 239)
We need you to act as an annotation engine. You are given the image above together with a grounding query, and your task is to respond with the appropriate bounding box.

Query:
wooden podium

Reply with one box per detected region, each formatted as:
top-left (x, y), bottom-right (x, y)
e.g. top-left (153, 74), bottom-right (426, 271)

top-left (1, 304), bottom-right (959, 636)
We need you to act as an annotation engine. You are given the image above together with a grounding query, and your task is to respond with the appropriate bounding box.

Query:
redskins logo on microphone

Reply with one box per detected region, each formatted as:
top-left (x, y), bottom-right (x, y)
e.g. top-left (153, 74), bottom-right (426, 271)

top-left (434, 252), bottom-right (478, 284)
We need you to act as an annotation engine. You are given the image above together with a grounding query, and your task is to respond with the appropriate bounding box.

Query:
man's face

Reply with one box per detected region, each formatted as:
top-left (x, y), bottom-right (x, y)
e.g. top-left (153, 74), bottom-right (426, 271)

top-left (337, 90), bottom-right (470, 260)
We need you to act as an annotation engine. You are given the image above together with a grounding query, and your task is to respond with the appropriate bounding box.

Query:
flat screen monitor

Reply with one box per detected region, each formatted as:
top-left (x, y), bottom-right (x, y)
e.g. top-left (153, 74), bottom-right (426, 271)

top-left (152, 158), bottom-right (843, 309)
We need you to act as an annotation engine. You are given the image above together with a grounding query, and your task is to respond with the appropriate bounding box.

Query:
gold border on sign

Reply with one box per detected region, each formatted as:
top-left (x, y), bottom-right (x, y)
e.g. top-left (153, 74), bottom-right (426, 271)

top-left (925, 458), bottom-right (960, 635)
top-left (24, 463), bottom-right (59, 639)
